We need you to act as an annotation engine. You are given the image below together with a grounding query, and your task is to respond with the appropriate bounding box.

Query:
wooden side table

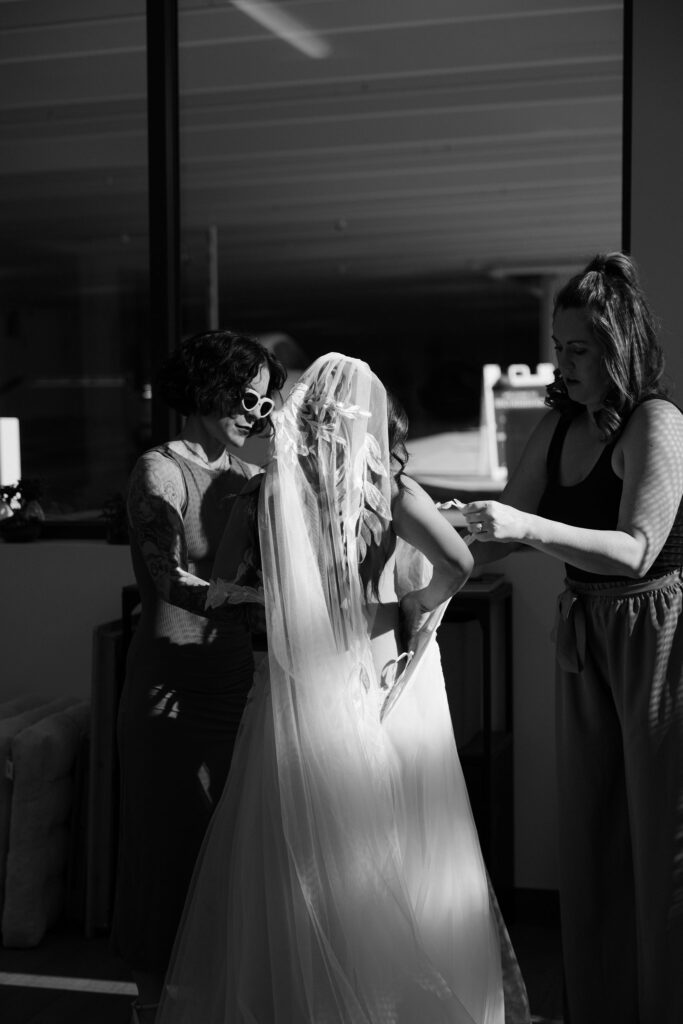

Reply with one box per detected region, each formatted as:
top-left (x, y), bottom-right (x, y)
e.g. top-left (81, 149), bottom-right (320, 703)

top-left (443, 573), bottom-right (514, 911)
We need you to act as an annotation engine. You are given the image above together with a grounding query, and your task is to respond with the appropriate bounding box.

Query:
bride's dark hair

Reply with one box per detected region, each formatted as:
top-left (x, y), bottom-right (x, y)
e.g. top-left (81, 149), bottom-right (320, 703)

top-left (360, 389), bottom-right (410, 600)
top-left (387, 389), bottom-right (409, 486)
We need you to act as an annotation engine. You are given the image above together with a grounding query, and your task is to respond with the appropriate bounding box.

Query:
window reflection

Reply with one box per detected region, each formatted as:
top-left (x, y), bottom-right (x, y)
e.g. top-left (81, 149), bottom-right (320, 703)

top-left (178, 1), bottom-right (622, 443)
top-left (0, 1), bottom-right (622, 515)
top-left (0, 1), bottom-right (149, 513)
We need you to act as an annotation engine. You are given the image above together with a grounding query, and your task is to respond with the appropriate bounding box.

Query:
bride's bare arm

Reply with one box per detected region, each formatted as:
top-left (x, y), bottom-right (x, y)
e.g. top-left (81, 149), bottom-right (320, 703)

top-left (392, 476), bottom-right (473, 647)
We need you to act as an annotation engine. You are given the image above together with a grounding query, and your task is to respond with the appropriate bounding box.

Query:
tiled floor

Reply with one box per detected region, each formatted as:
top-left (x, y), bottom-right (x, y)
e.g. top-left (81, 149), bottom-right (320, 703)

top-left (0, 907), bottom-right (564, 1023)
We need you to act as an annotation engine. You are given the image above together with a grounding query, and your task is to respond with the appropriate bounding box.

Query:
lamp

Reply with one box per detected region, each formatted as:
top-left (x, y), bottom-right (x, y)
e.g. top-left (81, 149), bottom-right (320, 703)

top-left (0, 418), bottom-right (21, 486)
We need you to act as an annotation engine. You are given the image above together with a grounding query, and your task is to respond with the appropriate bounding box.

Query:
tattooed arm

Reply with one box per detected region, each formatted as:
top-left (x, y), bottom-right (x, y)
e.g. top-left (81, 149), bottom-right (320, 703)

top-left (127, 450), bottom-right (240, 621)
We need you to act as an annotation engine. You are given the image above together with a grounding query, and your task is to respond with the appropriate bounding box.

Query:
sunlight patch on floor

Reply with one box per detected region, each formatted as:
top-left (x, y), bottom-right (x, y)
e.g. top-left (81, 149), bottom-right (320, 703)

top-left (0, 971), bottom-right (136, 995)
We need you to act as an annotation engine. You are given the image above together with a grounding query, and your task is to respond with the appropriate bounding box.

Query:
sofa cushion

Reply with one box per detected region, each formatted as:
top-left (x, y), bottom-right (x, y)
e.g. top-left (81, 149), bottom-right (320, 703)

top-left (0, 696), bottom-right (79, 910)
top-left (2, 701), bottom-right (89, 947)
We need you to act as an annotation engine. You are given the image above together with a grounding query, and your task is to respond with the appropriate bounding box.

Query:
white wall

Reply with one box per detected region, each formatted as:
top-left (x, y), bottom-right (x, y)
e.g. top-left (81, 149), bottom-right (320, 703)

top-left (441, 552), bottom-right (563, 891)
top-left (503, 552), bottom-right (564, 890)
top-left (629, 0), bottom-right (683, 391)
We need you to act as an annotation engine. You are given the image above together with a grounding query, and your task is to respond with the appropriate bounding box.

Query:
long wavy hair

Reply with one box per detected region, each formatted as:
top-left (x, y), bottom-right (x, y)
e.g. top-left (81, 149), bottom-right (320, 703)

top-left (545, 252), bottom-right (666, 440)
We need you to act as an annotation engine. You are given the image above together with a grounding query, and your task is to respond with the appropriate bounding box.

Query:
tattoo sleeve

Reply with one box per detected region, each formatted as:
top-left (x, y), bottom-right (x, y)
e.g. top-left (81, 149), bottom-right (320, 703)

top-left (127, 452), bottom-right (241, 622)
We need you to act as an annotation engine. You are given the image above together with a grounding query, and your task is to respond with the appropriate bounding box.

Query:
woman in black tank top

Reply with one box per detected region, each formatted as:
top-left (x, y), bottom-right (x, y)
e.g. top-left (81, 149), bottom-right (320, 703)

top-left (457, 253), bottom-right (683, 1024)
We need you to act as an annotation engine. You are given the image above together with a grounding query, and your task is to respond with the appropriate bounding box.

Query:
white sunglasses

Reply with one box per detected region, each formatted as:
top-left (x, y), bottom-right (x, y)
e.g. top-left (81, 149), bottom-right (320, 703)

top-left (241, 388), bottom-right (274, 419)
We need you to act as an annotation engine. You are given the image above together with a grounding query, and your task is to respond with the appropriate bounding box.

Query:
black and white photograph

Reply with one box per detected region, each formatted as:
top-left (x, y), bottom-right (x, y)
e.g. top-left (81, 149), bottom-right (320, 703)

top-left (1, 3), bottom-right (681, 1023)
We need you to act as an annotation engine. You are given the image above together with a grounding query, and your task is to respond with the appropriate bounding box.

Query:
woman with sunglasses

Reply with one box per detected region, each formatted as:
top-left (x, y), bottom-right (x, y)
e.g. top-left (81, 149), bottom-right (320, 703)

top-left (111, 329), bottom-right (285, 1023)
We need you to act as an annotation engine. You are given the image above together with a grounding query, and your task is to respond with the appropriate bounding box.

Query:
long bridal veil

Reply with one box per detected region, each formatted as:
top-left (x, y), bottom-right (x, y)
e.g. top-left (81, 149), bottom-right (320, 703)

top-left (157, 354), bottom-right (527, 1024)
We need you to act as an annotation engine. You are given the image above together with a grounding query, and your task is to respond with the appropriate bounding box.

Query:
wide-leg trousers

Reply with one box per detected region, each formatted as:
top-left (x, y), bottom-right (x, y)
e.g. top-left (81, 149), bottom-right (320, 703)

top-left (554, 570), bottom-right (683, 1024)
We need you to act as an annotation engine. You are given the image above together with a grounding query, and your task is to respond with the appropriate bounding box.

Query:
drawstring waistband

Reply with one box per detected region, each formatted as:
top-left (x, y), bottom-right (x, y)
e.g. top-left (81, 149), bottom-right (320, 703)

top-left (554, 569), bottom-right (683, 673)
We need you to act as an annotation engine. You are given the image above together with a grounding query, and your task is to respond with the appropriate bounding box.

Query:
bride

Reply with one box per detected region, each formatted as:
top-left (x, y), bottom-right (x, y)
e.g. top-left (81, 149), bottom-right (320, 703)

top-left (156, 353), bottom-right (529, 1024)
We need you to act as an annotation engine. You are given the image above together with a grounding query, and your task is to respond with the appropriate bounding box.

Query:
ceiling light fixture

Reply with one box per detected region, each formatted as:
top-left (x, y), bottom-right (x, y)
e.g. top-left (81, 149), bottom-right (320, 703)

top-left (230, 0), bottom-right (330, 59)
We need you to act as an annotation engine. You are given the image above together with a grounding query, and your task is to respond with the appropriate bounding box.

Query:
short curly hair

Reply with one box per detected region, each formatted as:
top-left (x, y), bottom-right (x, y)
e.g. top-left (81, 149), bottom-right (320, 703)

top-left (155, 329), bottom-right (286, 435)
top-left (546, 252), bottom-right (666, 439)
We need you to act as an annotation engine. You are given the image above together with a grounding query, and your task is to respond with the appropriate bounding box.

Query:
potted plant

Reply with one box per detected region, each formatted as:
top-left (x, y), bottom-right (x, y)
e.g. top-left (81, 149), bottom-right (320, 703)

top-left (0, 479), bottom-right (45, 542)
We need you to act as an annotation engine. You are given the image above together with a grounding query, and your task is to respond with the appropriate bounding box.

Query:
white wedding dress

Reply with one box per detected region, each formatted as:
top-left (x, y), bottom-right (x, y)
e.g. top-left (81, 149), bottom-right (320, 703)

top-left (156, 354), bottom-right (528, 1024)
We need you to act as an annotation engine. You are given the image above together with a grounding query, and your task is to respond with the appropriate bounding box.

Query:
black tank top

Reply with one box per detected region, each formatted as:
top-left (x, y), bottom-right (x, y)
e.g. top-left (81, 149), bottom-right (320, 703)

top-left (537, 400), bottom-right (683, 583)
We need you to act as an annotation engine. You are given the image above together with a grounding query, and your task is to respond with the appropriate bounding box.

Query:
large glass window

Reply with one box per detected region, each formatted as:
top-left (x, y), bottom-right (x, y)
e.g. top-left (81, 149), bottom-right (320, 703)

top-left (177, 1), bottom-right (622, 445)
top-left (0, 1), bottom-right (623, 517)
top-left (0, 1), bottom-right (149, 517)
